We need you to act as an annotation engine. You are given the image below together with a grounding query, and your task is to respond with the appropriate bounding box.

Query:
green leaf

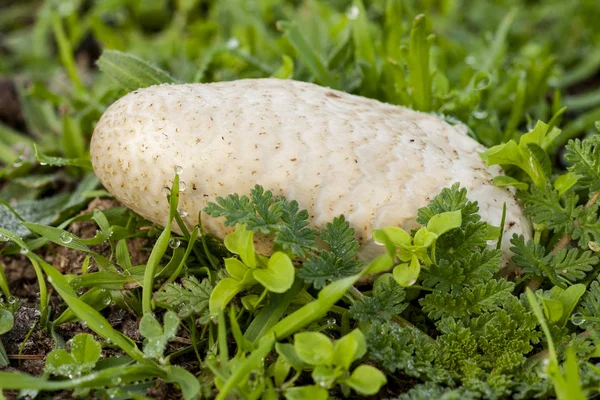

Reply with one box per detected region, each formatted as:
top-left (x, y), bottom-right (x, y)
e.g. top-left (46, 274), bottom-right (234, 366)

top-left (554, 172), bottom-right (579, 196)
top-left (277, 21), bottom-right (338, 88)
top-left (541, 284), bottom-right (587, 327)
top-left (299, 215), bottom-right (363, 289)
top-left (269, 274), bottom-right (361, 340)
top-left (426, 210), bottom-right (462, 236)
top-left (539, 295), bottom-right (564, 323)
top-left (164, 365), bottom-right (201, 400)
top-left (97, 50), bottom-right (176, 91)
top-left (332, 330), bottom-right (358, 370)
top-left (155, 276), bottom-right (212, 319)
top-left (23, 223), bottom-right (90, 253)
top-left (45, 334), bottom-right (101, 377)
top-left (564, 137), bottom-right (600, 192)
top-left (253, 251), bottom-right (294, 293)
top-left (393, 254), bottom-right (421, 287)
top-left (407, 14), bottom-right (432, 111)
top-left (224, 225), bottom-right (257, 268)
top-left (0, 194), bottom-right (68, 236)
top-left (332, 329), bottom-right (366, 370)
top-left (272, 55), bottom-right (294, 79)
top-left (34, 145), bottom-right (92, 169)
top-left (0, 310), bottom-right (13, 335)
top-left (69, 334), bottom-right (102, 365)
top-left (373, 226), bottom-right (411, 256)
top-left (492, 175), bottom-right (529, 191)
top-left (225, 257), bottom-right (249, 280)
top-left (294, 332), bottom-right (333, 366)
top-left (209, 278), bottom-right (242, 315)
top-left (275, 343), bottom-right (308, 371)
top-left (140, 311), bottom-right (180, 359)
top-left (364, 253), bottom-right (394, 275)
top-left (273, 356), bottom-right (291, 387)
top-left (140, 312), bottom-right (163, 338)
top-left (36, 256), bottom-right (144, 362)
top-left (350, 274), bottom-right (407, 322)
top-left (284, 385), bottom-right (329, 400)
top-left (275, 198), bottom-right (317, 258)
top-left (416, 183), bottom-right (481, 226)
top-left (483, 140), bottom-right (547, 187)
top-left (344, 365), bottom-right (387, 395)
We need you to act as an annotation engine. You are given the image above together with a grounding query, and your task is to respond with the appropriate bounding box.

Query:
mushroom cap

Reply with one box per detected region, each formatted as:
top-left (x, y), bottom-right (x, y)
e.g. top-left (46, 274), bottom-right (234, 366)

top-left (90, 78), bottom-right (530, 262)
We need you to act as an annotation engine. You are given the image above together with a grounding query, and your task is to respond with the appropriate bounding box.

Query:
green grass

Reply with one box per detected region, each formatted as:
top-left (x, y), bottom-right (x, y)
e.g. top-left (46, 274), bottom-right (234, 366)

top-left (0, 0), bottom-right (600, 398)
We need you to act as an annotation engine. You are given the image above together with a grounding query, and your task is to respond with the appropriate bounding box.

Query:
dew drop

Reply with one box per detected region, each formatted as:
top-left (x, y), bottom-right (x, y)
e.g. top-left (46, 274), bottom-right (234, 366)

top-left (571, 313), bottom-right (585, 326)
top-left (346, 5), bottom-right (360, 20)
top-left (39, 161), bottom-right (48, 166)
top-left (19, 248), bottom-right (29, 255)
top-left (318, 380), bottom-right (327, 388)
top-left (7, 296), bottom-right (17, 305)
top-left (178, 209), bottom-right (189, 218)
top-left (561, 268), bottom-right (567, 274)
top-left (0, 234), bottom-right (8, 243)
top-left (12, 157), bottom-right (23, 168)
top-left (465, 55), bottom-right (477, 65)
top-left (179, 181), bottom-right (187, 192)
top-left (103, 296), bottom-right (112, 306)
top-left (174, 165), bottom-right (183, 175)
top-left (60, 232), bottom-right (73, 244)
top-left (471, 109), bottom-right (488, 120)
top-left (162, 186), bottom-right (171, 196)
top-left (226, 37), bottom-right (240, 49)
top-left (169, 238), bottom-right (181, 249)
top-left (326, 318), bottom-right (336, 325)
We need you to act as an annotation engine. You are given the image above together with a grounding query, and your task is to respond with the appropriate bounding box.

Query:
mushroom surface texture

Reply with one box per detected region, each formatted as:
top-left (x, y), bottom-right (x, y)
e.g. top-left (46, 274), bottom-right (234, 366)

top-left (90, 78), bottom-right (531, 262)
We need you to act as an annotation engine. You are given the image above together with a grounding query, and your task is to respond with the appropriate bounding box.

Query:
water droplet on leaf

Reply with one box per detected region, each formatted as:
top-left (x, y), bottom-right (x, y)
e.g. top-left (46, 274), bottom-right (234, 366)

top-left (179, 181), bottom-right (187, 192)
top-left (169, 238), bottom-right (181, 249)
top-left (174, 165), bottom-right (183, 175)
top-left (571, 313), bottom-right (585, 326)
top-left (60, 232), bottom-right (73, 244)
top-left (226, 37), bottom-right (239, 49)
top-left (346, 5), bottom-right (359, 20)
top-left (162, 186), bottom-right (171, 196)
top-left (178, 209), bottom-right (188, 218)
top-left (12, 157), bottom-right (23, 168)
top-left (19, 248), bottom-right (29, 255)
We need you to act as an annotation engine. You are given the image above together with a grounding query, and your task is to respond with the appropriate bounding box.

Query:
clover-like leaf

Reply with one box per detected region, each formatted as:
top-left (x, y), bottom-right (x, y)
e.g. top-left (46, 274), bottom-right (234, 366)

top-left (344, 365), bottom-right (387, 395)
top-left (426, 210), bottom-right (462, 236)
top-left (294, 332), bottom-right (333, 366)
top-left (224, 225), bottom-right (256, 268)
top-left (284, 385), bottom-right (329, 400)
top-left (393, 254), bottom-right (421, 287)
top-left (225, 257), bottom-right (248, 280)
top-left (140, 311), bottom-right (180, 360)
top-left (0, 310), bottom-right (13, 335)
top-left (45, 334), bottom-right (101, 378)
top-left (209, 278), bottom-right (243, 315)
top-left (253, 251), bottom-right (294, 293)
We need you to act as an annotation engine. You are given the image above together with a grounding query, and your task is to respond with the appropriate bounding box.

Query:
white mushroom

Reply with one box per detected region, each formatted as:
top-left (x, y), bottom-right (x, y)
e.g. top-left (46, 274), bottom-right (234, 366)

top-left (90, 78), bottom-right (531, 262)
